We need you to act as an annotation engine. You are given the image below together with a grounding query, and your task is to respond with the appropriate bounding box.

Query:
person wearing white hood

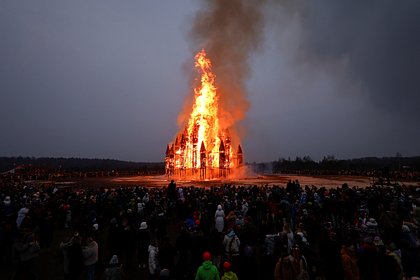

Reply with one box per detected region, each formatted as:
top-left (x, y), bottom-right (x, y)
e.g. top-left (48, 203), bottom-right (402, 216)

top-left (3, 196), bottom-right (14, 217)
top-left (148, 239), bottom-right (159, 279)
top-left (215, 204), bottom-right (225, 233)
top-left (3, 196), bottom-right (11, 205)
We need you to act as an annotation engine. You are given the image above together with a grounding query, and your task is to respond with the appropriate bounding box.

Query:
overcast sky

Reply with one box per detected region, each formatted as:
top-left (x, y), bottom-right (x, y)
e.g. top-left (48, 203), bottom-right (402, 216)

top-left (1, 0), bottom-right (419, 163)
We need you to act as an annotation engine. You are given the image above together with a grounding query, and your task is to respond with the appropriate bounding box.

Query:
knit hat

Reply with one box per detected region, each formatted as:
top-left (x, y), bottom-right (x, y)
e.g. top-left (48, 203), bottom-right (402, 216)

top-left (140, 222), bottom-right (148, 230)
top-left (203, 251), bottom-right (211, 261)
top-left (109, 255), bottom-right (119, 265)
top-left (223, 261), bottom-right (231, 271)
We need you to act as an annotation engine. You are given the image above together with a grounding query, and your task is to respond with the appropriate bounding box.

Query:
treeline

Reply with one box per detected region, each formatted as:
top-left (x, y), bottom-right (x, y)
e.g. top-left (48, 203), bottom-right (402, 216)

top-left (2, 155), bottom-right (420, 176)
top-left (0, 157), bottom-right (164, 173)
top-left (250, 155), bottom-right (420, 174)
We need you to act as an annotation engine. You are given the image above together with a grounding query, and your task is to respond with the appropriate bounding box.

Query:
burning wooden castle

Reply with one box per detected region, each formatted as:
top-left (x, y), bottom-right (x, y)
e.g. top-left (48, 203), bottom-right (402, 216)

top-left (165, 49), bottom-right (243, 179)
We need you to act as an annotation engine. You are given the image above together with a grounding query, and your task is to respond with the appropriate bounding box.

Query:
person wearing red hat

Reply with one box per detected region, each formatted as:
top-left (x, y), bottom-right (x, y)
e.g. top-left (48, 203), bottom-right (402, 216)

top-left (195, 252), bottom-right (220, 280)
top-left (221, 261), bottom-right (238, 280)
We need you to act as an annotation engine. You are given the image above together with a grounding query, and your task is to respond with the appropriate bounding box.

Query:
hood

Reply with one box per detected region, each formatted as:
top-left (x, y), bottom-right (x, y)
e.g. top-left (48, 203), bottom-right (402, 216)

top-left (217, 205), bottom-right (222, 210)
top-left (18, 207), bottom-right (29, 214)
top-left (367, 218), bottom-right (378, 226)
top-left (202, 260), bottom-right (213, 270)
top-left (3, 198), bottom-right (11, 205)
top-left (139, 222), bottom-right (148, 230)
top-left (227, 230), bottom-right (235, 238)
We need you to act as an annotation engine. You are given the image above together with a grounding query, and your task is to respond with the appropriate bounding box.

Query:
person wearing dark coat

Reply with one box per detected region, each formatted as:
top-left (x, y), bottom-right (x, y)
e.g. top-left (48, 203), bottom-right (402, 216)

top-left (104, 255), bottom-right (125, 280)
top-left (341, 245), bottom-right (360, 280)
top-left (120, 218), bottom-right (136, 270)
top-left (137, 221), bottom-right (150, 269)
top-left (158, 236), bottom-right (177, 274)
top-left (67, 235), bottom-right (84, 280)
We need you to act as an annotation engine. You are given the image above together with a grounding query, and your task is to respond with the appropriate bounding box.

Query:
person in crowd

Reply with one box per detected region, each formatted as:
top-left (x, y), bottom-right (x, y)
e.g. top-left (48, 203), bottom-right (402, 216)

top-left (168, 180), bottom-right (177, 202)
top-left (16, 204), bottom-right (30, 229)
top-left (221, 261), bottom-right (238, 280)
top-left (225, 211), bottom-right (237, 230)
top-left (208, 228), bottom-right (224, 271)
top-left (195, 251), bottom-right (220, 280)
top-left (1, 177), bottom-right (420, 279)
top-left (341, 244), bottom-right (360, 280)
top-left (148, 239), bottom-right (159, 279)
top-left (68, 234), bottom-right (84, 280)
top-left (104, 254), bottom-right (125, 280)
top-left (13, 232), bottom-right (40, 279)
top-left (120, 217), bottom-right (136, 270)
top-left (223, 229), bottom-right (240, 272)
top-left (215, 204), bottom-right (225, 233)
top-left (137, 221), bottom-right (150, 269)
top-left (282, 223), bottom-right (294, 255)
top-left (290, 245), bottom-right (309, 280)
top-left (60, 232), bottom-right (75, 279)
top-left (82, 234), bottom-right (98, 280)
top-left (159, 268), bottom-right (170, 279)
top-left (158, 236), bottom-right (176, 275)
top-left (274, 253), bottom-right (298, 280)
top-left (175, 226), bottom-right (193, 279)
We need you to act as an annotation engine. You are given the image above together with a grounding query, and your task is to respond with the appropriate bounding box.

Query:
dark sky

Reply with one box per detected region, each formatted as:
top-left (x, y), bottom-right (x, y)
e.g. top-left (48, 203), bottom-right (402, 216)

top-left (1, 0), bottom-right (419, 162)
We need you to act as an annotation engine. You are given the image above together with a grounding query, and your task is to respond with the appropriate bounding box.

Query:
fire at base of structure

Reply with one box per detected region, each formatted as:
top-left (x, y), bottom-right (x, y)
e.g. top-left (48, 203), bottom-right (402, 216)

top-left (165, 129), bottom-right (243, 179)
top-left (165, 49), bottom-right (244, 179)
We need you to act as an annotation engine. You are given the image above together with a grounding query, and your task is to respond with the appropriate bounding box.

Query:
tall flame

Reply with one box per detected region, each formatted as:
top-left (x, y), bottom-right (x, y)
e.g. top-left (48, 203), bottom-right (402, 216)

top-left (166, 49), bottom-right (241, 178)
top-left (185, 49), bottom-right (220, 168)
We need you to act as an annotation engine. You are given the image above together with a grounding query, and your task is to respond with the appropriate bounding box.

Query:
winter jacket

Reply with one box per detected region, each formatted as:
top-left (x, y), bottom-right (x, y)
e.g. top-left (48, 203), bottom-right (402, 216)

top-left (221, 271), bottom-right (238, 280)
top-left (148, 244), bottom-right (159, 275)
top-left (16, 207), bottom-right (29, 228)
top-left (82, 240), bottom-right (98, 266)
top-left (104, 266), bottom-right (124, 280)
top-left (195, 260), bottom-right (220, 280)
top-left (341, 247), bottom-right (360, 280)
top-left (59, 240), bottom-right (72, 274)
top-left (223, 231), bottom-right (240, 256)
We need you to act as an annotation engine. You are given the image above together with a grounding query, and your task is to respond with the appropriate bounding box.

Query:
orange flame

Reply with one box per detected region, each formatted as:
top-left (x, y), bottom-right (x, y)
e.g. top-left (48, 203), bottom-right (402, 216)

top-left (185, 49), bottom-right (220, 168)
top-left (167, 49), bottom-right (241, 177)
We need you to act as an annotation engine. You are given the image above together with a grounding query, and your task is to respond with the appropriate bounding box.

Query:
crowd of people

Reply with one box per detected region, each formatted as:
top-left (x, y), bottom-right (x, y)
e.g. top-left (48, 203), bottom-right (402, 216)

top-left (0, 178), bottom-right (420, 279)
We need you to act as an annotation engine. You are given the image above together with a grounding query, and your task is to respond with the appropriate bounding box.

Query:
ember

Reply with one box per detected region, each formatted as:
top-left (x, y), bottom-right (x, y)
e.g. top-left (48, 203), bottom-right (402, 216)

top-left (165, 49), bottom-right (243, 179)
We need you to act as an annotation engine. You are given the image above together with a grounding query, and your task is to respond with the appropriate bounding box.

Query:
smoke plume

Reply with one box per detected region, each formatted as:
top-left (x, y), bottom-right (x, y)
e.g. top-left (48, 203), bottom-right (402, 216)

top-left (271, 0), bottom-right (420, 120)
top-left (188, 0), bottom-right (266, 134)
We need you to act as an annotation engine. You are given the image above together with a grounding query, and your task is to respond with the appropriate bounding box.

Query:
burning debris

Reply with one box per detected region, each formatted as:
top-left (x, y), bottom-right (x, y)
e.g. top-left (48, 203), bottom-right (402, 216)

top-left (165, 50), bottom-right (243, 179)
